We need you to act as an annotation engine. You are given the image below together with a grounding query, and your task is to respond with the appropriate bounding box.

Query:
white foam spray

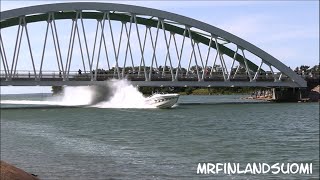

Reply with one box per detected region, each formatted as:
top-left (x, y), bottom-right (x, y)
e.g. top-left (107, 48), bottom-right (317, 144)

top-left (0, 86), bottom-right (95, 106)
top-left (1, 79), bottom-right (155, 109)
top-left (92, 79), bottom-right (155, 109)
top-left (51, 86), bottom-right (97, 106)
top-left (0, 100), bottom-right (62, 106)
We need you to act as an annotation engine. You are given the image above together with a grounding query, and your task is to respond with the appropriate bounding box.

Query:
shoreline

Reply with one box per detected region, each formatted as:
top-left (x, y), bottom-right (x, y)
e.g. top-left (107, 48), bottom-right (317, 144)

top-left (0, 161), bottom-right (39, 180)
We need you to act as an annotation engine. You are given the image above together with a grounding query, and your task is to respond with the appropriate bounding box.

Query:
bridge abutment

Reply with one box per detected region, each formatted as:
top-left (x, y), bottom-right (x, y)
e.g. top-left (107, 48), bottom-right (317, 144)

top-left (272, 88), bottom-right (307, 102)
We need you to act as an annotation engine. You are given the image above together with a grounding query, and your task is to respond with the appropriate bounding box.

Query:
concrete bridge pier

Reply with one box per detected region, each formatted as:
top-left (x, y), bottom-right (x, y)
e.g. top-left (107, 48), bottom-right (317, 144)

top-left (272, 87), bottom-right (307, 102)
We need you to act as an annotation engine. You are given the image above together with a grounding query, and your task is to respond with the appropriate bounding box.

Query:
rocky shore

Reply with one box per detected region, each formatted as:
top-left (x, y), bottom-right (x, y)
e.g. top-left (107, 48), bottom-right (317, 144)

top-left (242, 85), bottom-right (320, 102)
top-left (0, 161), bottom-right (39, 180)
top-left (308, 85), bottom-right (320, 102)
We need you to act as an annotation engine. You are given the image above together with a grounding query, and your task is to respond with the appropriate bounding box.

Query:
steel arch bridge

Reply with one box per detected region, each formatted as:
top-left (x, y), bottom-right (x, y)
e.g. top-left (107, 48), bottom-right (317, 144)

top-left (0, 2), bottom-right (307, 87)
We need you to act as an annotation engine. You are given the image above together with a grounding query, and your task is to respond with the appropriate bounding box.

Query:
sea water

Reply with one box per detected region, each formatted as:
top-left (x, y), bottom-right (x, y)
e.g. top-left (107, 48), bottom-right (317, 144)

top-left (0, 81), bottom-right (319, 179)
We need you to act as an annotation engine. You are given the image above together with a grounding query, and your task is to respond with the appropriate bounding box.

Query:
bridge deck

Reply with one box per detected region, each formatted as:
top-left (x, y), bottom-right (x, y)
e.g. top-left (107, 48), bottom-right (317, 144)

top-left (1, 73), bottom-right (299, 87)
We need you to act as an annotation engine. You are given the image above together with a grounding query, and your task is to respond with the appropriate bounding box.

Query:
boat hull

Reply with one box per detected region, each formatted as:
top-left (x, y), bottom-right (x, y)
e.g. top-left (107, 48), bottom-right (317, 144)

top-left (145, 94), bottom-right (179, 108)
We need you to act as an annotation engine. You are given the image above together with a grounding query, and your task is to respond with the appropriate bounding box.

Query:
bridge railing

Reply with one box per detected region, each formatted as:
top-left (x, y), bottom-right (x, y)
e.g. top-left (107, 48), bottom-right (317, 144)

top-left (0, 70), bottom-right (80, 79)
top-left (0, 70), bottom-right (300, 82)
top-left (2, 69), bottom-right (315, 82)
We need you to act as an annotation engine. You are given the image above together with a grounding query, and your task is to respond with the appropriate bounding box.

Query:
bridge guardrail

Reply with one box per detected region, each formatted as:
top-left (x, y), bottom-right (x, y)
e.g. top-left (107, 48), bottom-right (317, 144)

top-left (0, 70), bottom-right (303, 82)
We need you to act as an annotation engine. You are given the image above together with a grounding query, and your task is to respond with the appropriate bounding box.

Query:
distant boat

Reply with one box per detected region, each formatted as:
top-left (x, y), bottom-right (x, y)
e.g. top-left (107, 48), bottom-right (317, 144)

top-left (145, 93), bottom-right (179, 108)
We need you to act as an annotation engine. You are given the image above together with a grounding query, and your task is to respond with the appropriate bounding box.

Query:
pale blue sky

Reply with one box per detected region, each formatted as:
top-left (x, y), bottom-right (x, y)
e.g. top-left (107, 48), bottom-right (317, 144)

top-left (0, 0), bottom-right (319, 94)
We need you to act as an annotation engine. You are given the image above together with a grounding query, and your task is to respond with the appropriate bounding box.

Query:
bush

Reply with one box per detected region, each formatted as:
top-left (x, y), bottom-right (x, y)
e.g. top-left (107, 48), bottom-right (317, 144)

top-left (185, 87), bottom-right (194, 95)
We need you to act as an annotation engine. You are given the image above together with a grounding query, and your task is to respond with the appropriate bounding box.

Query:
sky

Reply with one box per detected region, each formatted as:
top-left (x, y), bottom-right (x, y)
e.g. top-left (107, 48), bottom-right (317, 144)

top-left (0, 0), bottom-right (319, 94)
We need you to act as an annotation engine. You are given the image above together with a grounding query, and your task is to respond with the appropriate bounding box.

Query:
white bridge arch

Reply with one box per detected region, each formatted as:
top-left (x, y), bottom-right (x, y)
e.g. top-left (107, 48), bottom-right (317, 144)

top-left (0, 2), bottom-right (307, 87)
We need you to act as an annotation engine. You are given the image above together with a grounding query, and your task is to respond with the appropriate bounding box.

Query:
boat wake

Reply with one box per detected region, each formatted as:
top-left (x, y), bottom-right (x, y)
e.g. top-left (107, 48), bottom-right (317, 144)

top-left (1, 80), bottom-right (156, 109)
top-left (92, 80), bottom-right (155, 109)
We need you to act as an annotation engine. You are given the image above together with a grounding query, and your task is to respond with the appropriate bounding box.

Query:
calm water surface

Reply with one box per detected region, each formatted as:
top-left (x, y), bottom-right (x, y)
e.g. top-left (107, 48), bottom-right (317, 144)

top-left (1, 95), bottom-right (319, 179)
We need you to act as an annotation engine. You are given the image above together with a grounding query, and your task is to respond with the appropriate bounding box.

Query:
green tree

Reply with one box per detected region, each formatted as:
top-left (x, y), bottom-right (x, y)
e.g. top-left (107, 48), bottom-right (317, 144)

top-left (310, 65), bottom-right (320, 73)
top-left (185, 87), bottom-right (194, 95)
top-left (299, 65), bottom-right (310, 72)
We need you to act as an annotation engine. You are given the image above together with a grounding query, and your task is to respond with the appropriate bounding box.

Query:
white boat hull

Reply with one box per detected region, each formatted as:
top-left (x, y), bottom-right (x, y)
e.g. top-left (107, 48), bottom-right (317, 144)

top-left (145, 93), bottom-right (179, 108)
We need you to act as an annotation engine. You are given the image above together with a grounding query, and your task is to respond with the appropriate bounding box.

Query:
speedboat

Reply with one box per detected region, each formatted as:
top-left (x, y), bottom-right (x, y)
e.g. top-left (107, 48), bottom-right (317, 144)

top-left (145, 93), bottom-right (179, 108)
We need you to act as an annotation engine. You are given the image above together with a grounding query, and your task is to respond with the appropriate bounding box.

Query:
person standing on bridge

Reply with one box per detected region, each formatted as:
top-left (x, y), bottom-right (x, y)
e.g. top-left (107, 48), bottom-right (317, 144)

top-left (78, 69), bottom-right (82, 75)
